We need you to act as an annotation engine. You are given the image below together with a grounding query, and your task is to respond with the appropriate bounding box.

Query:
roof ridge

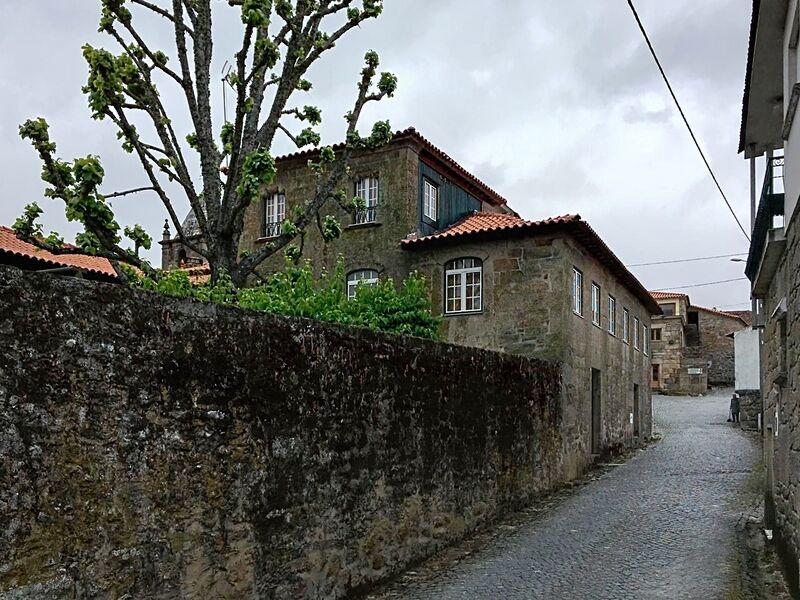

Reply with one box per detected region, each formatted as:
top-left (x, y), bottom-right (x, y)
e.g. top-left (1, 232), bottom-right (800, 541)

top-left (273, 127), bottom-right (508, 207)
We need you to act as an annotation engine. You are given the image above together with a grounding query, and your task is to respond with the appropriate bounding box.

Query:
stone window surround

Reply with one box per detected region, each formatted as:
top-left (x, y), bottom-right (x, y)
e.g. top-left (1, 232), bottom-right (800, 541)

top-left (444, 257), bottom-right (483, 316)
top-left (633, 316), bottom-right (641, 350)
top-left (346, 268), bottom-right (380, 301)
top-left (651, 326), bottom-right (662, 341)
top-left (572, 267), bottom-right (584, 317)
top-left (643, 324), bottom-right (649, 355)
top-left (623, 308), bottom-right (630, 344)
top-left (262, 191), bottom-right (286, 239)
top-left (591, 282), bottom-right (601, 327)
top-left (608, 294), bottom-right (617, 336)
top-left (351, 172), bottom-right (381, 227)
top-left (423, 177), bottom-right (439, 224)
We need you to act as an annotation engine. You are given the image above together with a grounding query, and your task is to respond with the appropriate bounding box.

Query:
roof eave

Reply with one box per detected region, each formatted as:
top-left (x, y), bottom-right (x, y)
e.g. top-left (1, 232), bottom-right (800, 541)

top-left (739, 0), bottom-right (788, 157)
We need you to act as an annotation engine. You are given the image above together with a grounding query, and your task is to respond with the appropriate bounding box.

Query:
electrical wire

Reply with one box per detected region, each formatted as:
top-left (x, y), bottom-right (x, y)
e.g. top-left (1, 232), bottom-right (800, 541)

top-left (651, 277), bottom-right (748, 291)
top-left (627, 252), bottom-right (748, 267)
top-left (626, 0), bottom-right (751, 243)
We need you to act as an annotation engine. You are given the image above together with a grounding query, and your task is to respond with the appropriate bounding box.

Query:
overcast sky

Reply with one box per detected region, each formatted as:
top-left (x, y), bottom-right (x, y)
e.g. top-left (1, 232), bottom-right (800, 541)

top-left (0, 0), bottom-right (756, 310)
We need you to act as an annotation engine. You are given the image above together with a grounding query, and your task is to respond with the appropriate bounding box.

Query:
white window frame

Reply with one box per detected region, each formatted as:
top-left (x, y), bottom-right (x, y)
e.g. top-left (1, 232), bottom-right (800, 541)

top-left (633, 317), bottom-right (640, 350)
top-left (445, 258), bottom-right (482, 314)
top-left (265, 192), bottom-right (286, 237)
top-left (623, 308), bottom-right (630, 343)
top-left (354, 176), bottom-right (379, 224)
top-left (643, 324), bottom-right (649, 355)
top-left (608, 295), bottom-right (617, 336)
top-left (423, 179), bottom-right (439, 222)
top-left (347, 269), bottom-right (379, 300)
top-left (572, 268), bottom-right (583, 316)
top-left (591, 283), bottom-right (601, 326)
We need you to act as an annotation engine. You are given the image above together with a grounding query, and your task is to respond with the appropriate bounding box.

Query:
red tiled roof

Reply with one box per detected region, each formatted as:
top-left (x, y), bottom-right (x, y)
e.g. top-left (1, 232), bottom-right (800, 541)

top-left (0, 226), bottom-right (117, 279)
top-left (694, 305), bottom-right (750, 326)
top-left (727, 310), bottom-right (753, 326)
top-left (402, 212), bottom-right (578, 246)
top-left (183, 263), bottom-right (211, 285)
top-left (650, 291), bottom-right (690, 300)
top-left (402, 212), bottom-right (661, 315)
top-left (275, 127), bottom-right (508, 207)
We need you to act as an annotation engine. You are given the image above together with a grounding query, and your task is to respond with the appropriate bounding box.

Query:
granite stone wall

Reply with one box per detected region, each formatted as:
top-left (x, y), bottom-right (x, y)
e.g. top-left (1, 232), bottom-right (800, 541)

top-left (696, 310), bottom-right (747, 386)
top-left (0, 265), bottom-right (569, 600)
top-left (761, 211), bottom-right (800, 597)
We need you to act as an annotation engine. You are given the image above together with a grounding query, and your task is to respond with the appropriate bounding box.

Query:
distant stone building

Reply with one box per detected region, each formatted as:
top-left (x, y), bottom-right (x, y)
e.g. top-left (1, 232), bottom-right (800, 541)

top-left (163, 127), bottom-right (661, 470)
top-left (649, 291), bottom-right (749, 395)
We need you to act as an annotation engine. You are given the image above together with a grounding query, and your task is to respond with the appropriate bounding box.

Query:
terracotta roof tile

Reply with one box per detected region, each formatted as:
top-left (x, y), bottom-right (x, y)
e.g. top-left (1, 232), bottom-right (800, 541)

top-left (402, 212), bottom-right (660, 315)
top-left (694, 305), bottom-right (751, 326)
top-left (402, 212), bottom-right (579, 246)
top-left (650, 291), bottom-right (690, 300)
top-left (0, 226), bottom-right (117, 278)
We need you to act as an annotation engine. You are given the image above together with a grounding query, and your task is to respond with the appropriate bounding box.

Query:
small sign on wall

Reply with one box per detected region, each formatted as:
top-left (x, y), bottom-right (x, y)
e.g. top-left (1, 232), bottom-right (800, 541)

top-left (687, 367), bottom-right (703, 375)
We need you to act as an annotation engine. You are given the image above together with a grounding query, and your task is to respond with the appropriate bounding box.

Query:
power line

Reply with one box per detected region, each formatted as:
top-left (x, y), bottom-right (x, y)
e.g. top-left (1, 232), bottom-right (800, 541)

top-left (627, 252), bottom-right (748, 267)
top-left (652, 277), bottom-right (748, 291)
top-left (715, 302), bottom-right (753, 309)
top-left (625, 0), bottom-right (751, 243)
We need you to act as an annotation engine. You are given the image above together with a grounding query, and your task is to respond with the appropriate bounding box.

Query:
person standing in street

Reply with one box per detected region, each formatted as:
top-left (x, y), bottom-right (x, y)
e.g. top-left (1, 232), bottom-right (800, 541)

top-left (730, 393), bottom-right (740, 424)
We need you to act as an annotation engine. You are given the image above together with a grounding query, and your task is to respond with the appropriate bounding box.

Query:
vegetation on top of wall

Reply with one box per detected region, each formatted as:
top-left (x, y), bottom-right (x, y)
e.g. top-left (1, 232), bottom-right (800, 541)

top-left (128, 259), bottom-right (442, 340)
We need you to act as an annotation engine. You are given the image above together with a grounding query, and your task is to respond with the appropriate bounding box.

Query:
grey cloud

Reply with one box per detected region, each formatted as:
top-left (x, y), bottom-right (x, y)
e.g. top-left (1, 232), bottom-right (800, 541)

top-left (0, 0), bottom-right (755, 308)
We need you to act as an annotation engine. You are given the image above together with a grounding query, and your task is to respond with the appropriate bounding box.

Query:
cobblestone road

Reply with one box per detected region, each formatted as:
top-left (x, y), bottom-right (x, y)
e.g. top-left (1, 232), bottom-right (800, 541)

top-left (376, 391), bottom-right (760, 600)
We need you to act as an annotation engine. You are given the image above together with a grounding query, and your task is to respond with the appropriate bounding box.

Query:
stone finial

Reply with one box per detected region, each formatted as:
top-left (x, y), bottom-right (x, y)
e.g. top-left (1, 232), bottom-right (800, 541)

top-left (162, 219), bottom-right (171, 241)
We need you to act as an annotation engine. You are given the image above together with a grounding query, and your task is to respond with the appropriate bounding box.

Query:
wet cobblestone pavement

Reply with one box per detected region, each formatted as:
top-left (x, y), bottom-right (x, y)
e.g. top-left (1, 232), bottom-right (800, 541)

top-left (374, 391), bottom-right (760, 600)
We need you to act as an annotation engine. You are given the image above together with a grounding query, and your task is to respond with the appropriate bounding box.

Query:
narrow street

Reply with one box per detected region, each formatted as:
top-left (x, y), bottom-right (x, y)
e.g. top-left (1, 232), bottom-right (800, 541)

top-left (375, 391), bottom-right (761, 600)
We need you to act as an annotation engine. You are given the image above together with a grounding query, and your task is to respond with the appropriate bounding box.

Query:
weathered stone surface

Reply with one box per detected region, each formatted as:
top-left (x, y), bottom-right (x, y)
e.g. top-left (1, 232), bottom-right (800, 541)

top-left (0, 265), bottom-right (575, 600)
top-left (760, 209), bottom-right (800, 597)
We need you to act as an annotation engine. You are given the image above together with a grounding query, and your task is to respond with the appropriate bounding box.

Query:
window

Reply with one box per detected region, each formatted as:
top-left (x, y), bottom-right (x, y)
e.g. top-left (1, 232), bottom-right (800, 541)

top-left (623, 308), bottom-right (630, 343)
top-left (264, 192), bottom-right (286, 238)
top-left (354, 177), bottom-right (379, 224)
top-left (660, 302), bottom-right (676, 317)
top-left (591, 283), bottom-right (601, 326)
top-left (445, 258), bottom-right (482, 314)
top-left (633, 317), bottom-right (640, 350)
top-left (643, 325), bottom-right (649, 355)
top-left (347, 269), bottom-right (379, 300)
top-left (652, 364), bottom-right (660, 382)
top-left (572, 268), bottom-right (583, 316)
top-left (608, 295), bottom-right (617, 336)
top-left (423, 179), bottom-right (439, 222)
top-left (651, 327), bottom-right (662, 341)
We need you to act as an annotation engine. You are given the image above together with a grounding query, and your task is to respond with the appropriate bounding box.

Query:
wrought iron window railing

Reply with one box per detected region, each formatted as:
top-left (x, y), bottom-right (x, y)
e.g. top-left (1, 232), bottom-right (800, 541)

top-left (354, 206), bottom-right (378, 224)
top-left (264, 221), bottom-right (282, 238)
top-left (745, 156), bottom-right (785, 280)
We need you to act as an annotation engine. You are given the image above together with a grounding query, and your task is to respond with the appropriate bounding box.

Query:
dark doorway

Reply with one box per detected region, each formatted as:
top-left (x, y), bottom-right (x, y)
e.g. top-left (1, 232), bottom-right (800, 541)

top-left (688, 311), bottom-right (699, 326)
top-left (591, 368), bottom-right (601, 454)
top-left (633, 384), bottom-right (640, 438)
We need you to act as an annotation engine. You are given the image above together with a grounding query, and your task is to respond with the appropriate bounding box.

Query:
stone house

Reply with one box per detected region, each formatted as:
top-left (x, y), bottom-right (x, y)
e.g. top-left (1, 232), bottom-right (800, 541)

top-left (740, 0), bottom-right (800, 594)
top-left (162, 128), bottom-right (661, 474)
top-left (649, 291), bottom-right (749, 394)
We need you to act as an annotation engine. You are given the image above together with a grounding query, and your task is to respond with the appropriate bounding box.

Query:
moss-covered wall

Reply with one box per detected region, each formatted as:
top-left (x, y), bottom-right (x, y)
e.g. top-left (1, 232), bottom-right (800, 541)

top-left (0, 265), bottom-right (567, 599)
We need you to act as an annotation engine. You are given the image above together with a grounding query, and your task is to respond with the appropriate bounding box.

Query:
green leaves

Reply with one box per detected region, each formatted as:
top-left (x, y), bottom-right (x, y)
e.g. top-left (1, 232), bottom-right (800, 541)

top-left (241, 0), bottom-right (272, 27)
top-left (12, 203), bottom-right (44, 239)
top-left (19, 118), bottom-right (56, 153)
top-left (295, 127), bottom-right (321, 148)
top-left (124, 224), bottom-right (152, 254)
top-left (321, 215), bottom-right (341, 242)
top-left (221, 122), bottom-right (235, 154)
top-left (378, 72), bottom-right (397, 97)
top-left (236, 148), bottom-right (276, 203)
